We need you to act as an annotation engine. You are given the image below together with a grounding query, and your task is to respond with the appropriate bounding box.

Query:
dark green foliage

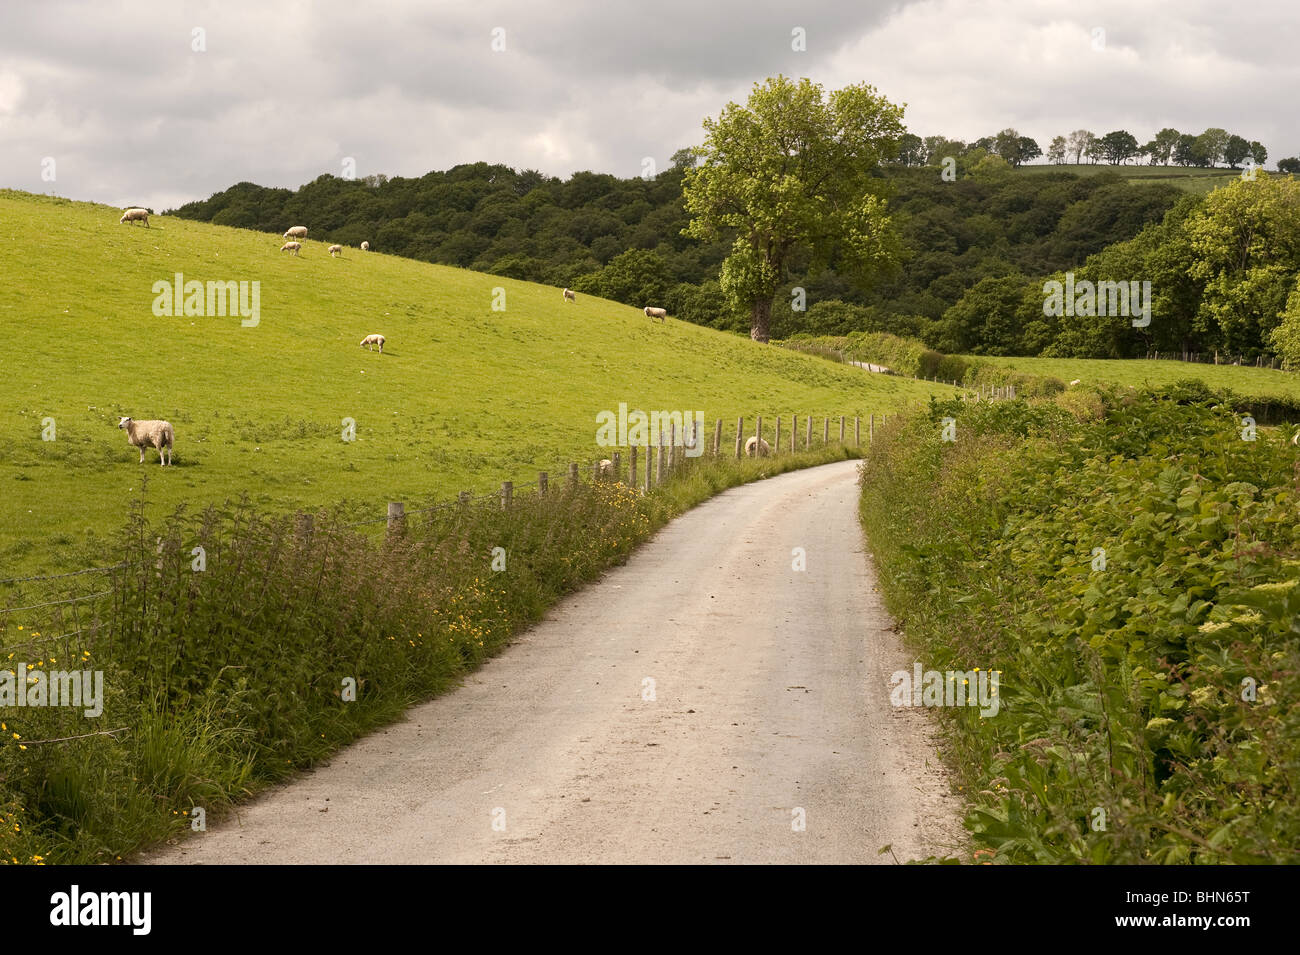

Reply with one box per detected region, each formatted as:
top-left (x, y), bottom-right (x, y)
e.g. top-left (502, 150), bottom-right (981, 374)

top-left (860, 387), bottom-right (1300, 862)
top-left (169, 164), bottom-right (1178, 341)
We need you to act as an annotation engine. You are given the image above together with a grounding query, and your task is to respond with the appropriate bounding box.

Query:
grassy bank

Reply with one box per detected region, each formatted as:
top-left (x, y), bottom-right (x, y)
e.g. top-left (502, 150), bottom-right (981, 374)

top-left (0, 445), bottom-right (854, 864)
top-left (0, 189), bottom-right (937, 576)
top-left (858, 386), bottom-right (1299, 863)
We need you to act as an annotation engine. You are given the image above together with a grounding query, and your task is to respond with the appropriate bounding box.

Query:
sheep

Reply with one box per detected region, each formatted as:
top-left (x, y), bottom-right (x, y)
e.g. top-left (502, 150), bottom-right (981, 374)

top-left (360, 334), bottom-right (385, 353)
top-left (280, 241), bottom-right (302, 255)
top-left (119, 208), bottom-right (149, 227)
top-left (563, 288), bottom-right (577, 303)
top-left (598, 458), bottom-right (613, 479)
top-left (360, 241), bottom-right (370, 251)
top-left (118, 416), bottom-right (174, 466)
top-left (644, 306), bottom-right (667, 322)
top-left (1069, 378), bottom-right (1081, 386)
top-left (744, 436), bottom-right (771, 457)
top-left (328, 244), bottom-right (343, 257)
top-left (283, 226), bottom-right (308, 239)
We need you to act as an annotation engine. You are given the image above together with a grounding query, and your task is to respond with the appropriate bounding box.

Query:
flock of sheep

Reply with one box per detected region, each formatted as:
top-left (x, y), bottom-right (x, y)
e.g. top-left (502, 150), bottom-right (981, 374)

top-left (563, 287), bottom-right (669, 323)
top-left (115, 207), bottom-right (672, 467)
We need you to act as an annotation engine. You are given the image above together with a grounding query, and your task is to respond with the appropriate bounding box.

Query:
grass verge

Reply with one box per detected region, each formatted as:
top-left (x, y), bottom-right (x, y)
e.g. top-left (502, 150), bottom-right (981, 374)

top-left (857, 386), bottom-right (1299, 863)
top-left (0, 446), bottom-right (854, 863)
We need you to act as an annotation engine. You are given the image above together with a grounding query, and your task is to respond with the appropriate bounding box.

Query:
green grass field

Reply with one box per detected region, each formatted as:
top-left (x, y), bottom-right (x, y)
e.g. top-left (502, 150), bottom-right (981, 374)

top-left (1017, 163), bottom-right (1242, 194)
top-left (967, 354), bottom-right (1300, 397)
top-left (0, 189), bottom-right (939, 573)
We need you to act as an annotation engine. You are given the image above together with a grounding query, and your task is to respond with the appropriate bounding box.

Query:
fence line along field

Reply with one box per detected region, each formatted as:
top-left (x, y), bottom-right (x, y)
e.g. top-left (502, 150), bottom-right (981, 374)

top-left (0, 189), bottom-right (945, 575)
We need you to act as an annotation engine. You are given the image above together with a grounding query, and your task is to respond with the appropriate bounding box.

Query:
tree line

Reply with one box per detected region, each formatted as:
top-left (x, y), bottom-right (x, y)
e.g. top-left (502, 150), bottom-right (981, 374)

top-left (895, 127), bottom-right (1294, 170)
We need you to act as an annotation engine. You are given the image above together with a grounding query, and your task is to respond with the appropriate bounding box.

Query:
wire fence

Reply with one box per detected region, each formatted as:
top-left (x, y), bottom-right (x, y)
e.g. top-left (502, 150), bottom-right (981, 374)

top-left (0, 410), bottom-right (888, 751)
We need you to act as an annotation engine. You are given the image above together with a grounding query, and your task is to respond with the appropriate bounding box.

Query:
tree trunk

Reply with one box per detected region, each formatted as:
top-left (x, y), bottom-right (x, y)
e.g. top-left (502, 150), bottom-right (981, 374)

top-left (750, 298), bottom-right (772, 343)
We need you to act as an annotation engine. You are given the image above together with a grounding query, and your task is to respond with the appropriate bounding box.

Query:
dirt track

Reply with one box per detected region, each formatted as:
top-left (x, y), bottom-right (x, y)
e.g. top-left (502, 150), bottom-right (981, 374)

top-left (144, 459), bottom-right (964, 864)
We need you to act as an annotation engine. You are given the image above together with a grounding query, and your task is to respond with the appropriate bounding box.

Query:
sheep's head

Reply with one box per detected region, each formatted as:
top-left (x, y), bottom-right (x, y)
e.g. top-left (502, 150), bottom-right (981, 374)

top-left (118, 416), bottom-right (132, 430)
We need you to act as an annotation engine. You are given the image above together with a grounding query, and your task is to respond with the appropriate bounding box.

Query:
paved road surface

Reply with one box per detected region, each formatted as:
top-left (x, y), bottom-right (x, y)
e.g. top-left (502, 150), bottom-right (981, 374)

top-left (145, 459), bottom-right (964, 864)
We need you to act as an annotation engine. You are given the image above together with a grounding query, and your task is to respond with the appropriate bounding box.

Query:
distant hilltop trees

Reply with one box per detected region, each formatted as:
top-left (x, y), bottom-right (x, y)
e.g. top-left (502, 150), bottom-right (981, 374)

top-left (893, 126), bottom-right (1292, 171)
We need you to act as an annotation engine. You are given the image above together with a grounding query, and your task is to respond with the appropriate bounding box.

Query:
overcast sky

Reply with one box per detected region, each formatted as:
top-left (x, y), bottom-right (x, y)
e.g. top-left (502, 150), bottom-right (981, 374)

top-left (1, 0), bottom-right (1295, 211)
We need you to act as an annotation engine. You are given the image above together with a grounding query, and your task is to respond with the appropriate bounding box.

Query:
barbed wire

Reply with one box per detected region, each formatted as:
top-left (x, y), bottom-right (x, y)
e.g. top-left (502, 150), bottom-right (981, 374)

top-left (15, 726), bottom-right (130, 746)
top-left (0, 563), bottom-right (127, 586)
top-left (0, 625), bottom-right (98, 650)
top-left (0, 426), bottom-right (874, 602)
top-left (0, 591), bottom-right (112, 614)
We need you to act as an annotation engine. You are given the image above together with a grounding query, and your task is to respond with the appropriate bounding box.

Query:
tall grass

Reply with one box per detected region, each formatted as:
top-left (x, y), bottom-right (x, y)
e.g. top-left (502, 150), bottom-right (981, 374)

top-left (858, 387), bottom-right (1299, 863)
top-left (0, 445), bottom-right (854, 863)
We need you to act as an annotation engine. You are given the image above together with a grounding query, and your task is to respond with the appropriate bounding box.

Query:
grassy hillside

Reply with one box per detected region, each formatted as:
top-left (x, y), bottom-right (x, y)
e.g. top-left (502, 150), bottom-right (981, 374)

top-left (969, 354), bottom-right (1300, 398)
top-left (0, 189), bottom-right (937, 573)
top-left (1018, 163), bottom-right (1241, 194)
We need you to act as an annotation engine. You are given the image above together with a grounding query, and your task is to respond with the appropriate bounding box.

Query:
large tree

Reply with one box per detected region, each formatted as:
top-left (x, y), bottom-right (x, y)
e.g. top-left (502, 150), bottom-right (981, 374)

top-left (1098, 130), bottom-right (1140, 164)
top-left (1223, 134), bottom-right (1252, 169)
top-left (1047, 135), bottom-right (1067, 164)
top-left (682, 75), bottom-right (905, 342)
top-left (1067, 129), bottom-right (1095, 164)
top-left (1142, 127), bottom-right (1181, 166)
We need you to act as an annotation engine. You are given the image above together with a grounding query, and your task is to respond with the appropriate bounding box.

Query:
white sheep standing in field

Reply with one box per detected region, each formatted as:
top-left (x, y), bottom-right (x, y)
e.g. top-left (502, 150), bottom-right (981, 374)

top-left (360, 241), bottom-right (370, 251)
top-left (118, 416), bottom-right (174, 466)
top-left (744, 436), bottom-right (771, 457)
top-left (1069, 378), bottom-right (1081, 386)
top-left (563, 288), bottom-right (576, 303)
top-left (328, 244), bottom-right (343, 257)
top-left (360, 334), bottom-right (385, 353)
top-left (644, 306), bottom-right (667, 322)
top-left (283, 226), bottom-right (308, 239)
top-left (120, 208), bottom-right (150, 227)
top-left (598, 458), bottom-right (613, 479)
top-left (280, 241), bottom-right (302, 255)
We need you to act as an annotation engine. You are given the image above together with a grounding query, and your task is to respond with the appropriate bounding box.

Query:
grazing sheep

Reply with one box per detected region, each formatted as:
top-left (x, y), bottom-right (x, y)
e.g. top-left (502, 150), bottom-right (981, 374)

top-left (563, 288), bottom-right (576, 303)
top-left (283, 226), bottom-right (308, 239)
top-left (119, 208), bottom-right (149, 227)
top-left (744, 436), bottom-right (771, 457)
top-left (644, 306), bottom-right (667, 322)
top-left (360, 333), bottom-right (385, 353)
top-left (1069, 378), bottom-right (1081, 386)
top-left (328, 244), bottom-right (343, 257)
top-left (360, 241), bottom-right (370, 251)
top-left (598, 458), bottom-right (613, 479)
top-left (280, 241), bottom-right (302, 255)
top-left (118, 416), bottom-right (174, 466)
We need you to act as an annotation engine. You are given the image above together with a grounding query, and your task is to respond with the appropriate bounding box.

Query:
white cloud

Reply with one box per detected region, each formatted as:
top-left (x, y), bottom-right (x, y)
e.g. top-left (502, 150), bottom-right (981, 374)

top-left (0, 0), bottom-right (1295, 208)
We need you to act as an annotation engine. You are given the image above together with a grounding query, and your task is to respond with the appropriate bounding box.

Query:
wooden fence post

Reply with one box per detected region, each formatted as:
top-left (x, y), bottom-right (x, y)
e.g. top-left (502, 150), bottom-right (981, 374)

top-left (755, 415), bottom-right (762, 457)
top-left (774, 416), bottom-right (781, 454)
top-left (839, 415), bottom-right (845, 443)
top-left (735, 416), bottom-right (744, 459)
top-left (869, 413), bottom-right (874, 444)
top-left (568, 462), bottom-right (579, 487)
top-left (790, 414), bottom-right (797, 451)
top-left (669, 421), bottom-right (676, 472)
top-left (823, 417), bottom-right (829, 445)
top-left (387, 501), bottom-right (405, 535)
top-left (501, 481), bottom-right (513, 509)
top-left (643, 442), bottom-right (651, 493)
top-left (805, 415), bottom-right (812, 450)
top-left (713, 419), bottom-right (722, 457)
top-left (458, 491), bottom-right (470, 506)
top-left (657, 430), bottom-right (665, 484)
top-left (539, 471), bottom-right (548, 496)
top-left (612, 452), bottom-right (621, 484)
top-left (855, 416), bottom-right (860, 446)
top-left (629, 447), bottom-right (637, 489)
top-left (296, 513), bottom-right (313, 543)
